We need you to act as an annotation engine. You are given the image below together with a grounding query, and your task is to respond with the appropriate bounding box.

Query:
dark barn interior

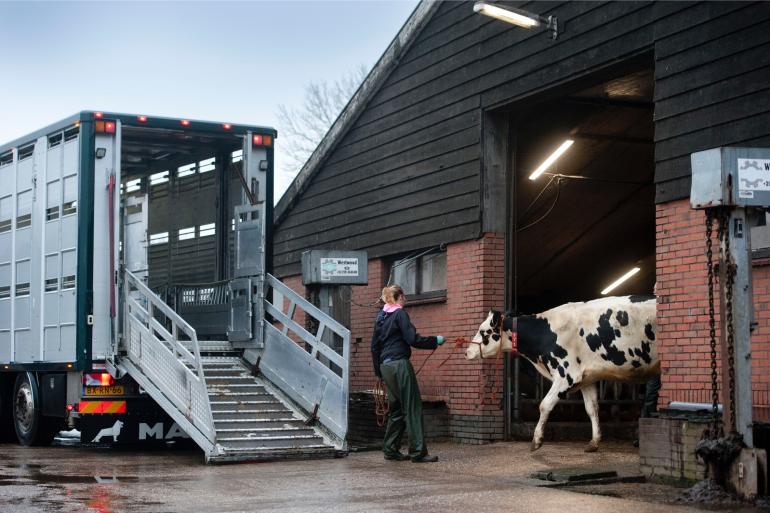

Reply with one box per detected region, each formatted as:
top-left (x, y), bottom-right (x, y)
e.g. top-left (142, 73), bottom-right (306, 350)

top-left (508, 68), bottom-right (656, 423)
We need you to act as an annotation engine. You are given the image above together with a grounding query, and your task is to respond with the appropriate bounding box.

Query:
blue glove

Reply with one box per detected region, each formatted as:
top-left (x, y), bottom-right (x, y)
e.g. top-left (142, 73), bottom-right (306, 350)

top-left (436, 336), bottom-right (445, 345)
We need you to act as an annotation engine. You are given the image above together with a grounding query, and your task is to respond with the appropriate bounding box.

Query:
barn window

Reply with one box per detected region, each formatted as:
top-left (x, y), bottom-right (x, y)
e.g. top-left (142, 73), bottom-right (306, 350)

top-left (389, 249), bottom-right (447, 303)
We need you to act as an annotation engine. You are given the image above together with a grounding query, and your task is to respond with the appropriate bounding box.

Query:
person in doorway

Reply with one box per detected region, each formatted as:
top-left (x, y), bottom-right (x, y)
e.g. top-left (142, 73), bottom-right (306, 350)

top-left (371, 284), bottom-right (445, 463)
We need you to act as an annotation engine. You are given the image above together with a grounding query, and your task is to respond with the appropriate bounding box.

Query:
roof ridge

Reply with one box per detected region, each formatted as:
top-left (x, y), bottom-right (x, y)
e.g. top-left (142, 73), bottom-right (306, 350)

top-left (275, 0), bottom-right (442, 224)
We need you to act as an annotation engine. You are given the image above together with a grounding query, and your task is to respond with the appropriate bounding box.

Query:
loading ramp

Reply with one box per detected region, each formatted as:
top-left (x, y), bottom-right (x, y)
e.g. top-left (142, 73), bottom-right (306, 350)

top-left (114, 270), bottom-right (349, 463)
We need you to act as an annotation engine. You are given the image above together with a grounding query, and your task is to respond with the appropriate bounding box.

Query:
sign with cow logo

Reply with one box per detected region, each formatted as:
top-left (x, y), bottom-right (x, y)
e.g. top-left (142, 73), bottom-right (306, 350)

top-left (80, 404), bottom-right (190, 445)
top-left (320, 258), bottom-right (359, 280)
top-left (738, 158), bottom-right (770, 199)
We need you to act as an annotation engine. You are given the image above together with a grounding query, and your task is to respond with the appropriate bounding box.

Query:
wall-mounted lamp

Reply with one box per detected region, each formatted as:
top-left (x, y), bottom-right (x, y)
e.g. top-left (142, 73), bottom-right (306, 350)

top-left (473, 2), bottom-right (558, 39)
top-left (95, 147), bottom-right (107, 159)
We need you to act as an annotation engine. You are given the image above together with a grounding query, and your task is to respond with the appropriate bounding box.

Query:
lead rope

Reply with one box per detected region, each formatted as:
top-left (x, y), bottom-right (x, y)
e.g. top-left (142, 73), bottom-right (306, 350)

top-left (373, 338), bottom-right (469, 427)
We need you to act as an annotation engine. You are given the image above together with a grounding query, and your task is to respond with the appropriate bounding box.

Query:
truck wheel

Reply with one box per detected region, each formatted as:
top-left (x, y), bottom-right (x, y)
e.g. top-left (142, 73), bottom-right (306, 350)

top-left (13, 373), bottom-right (58, 446)
top-left (0, 378), bottom-right (15, 441)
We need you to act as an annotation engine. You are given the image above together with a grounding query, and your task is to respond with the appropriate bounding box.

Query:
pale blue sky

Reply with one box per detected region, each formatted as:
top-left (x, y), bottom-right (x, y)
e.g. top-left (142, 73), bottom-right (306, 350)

top-left (0, 0), bottom-right (418, 199)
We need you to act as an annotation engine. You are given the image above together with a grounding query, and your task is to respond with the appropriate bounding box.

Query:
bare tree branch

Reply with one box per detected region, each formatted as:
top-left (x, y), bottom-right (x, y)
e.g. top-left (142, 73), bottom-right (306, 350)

top-left (276, 65), bottom-right (368, 174)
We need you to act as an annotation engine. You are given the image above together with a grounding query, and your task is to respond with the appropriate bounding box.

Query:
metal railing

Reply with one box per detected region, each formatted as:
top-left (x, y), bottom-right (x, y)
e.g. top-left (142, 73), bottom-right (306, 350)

top-left (122, 270), bottom-right (218, 457)
top-left (262, 273), bottom-right (350, 444)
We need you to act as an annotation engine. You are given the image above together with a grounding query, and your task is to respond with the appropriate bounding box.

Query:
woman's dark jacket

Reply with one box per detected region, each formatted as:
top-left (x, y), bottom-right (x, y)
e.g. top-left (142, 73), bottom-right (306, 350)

top-left (370, 308), bottom-right (438, 378)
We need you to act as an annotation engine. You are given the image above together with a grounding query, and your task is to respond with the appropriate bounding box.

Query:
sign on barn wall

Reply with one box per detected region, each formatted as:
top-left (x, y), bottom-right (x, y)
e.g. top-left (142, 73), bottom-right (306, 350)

top-left (302, 250), bottom-right (368, 285)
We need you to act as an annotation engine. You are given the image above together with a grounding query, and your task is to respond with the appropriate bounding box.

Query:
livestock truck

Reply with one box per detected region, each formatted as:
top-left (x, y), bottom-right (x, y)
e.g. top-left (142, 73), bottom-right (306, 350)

top-left (0, 112), bottom-right (349, 462)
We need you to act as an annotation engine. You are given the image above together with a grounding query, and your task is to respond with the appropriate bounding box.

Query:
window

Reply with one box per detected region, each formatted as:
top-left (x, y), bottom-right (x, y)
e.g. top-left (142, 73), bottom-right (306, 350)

top-left (63, 126), bottom-right (79, 142)
top-left (199, 157), bottom-right (215, 173)
top-left (231, 150), bottom-right (243, 164)
top-left (199, 223), bottom-right (215, 237)
top-left (61, 275), bottom-right (76, 290)
top-left (124, 178), bottom-right (141, 193)
top-left (18, 144), bottom-right (34, 161)
top-left (0, 151), bottom-right (12, 167)
top-left (178, 227), bottom-right (195, 241)
top-left (389, 249), bottom-right (447, 302)
top-left (149, 232), bottom-right (169, 245)
top-left (150, 171), bottom-right (169, 186)
top-left (48, 133), bottom-right (63, 149)
top-left (177, 163), bottom-right (196, 178)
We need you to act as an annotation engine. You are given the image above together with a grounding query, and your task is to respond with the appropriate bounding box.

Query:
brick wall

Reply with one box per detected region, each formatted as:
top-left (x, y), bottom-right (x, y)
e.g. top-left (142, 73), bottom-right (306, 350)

top-left (639, 416), bottom-right (708, 483)
top-left (656, 199), bottom-right (770, 420)
top-left (279, 233), bottom-right (507, 443)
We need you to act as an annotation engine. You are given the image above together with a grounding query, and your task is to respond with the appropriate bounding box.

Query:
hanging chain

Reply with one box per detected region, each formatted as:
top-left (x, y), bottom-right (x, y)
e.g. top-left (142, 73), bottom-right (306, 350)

top-left (705, 208), bottom-right (720, 437)
top-left (720, 208), bottom-right (738, 434)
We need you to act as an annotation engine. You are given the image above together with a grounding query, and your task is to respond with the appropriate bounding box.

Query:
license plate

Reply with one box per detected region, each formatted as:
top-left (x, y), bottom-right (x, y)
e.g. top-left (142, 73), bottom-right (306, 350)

top-left (84, 385), bottom-right (125, 397)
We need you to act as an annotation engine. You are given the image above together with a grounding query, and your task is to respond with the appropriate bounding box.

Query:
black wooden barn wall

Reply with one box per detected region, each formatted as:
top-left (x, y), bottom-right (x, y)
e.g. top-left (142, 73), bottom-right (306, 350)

top-left (273, 1), bottom-right (770, 277)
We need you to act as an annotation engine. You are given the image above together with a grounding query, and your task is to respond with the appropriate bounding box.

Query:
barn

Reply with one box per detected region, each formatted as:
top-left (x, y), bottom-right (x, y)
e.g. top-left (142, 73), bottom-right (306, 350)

top-left (273, 0), bottom-right (770, 474)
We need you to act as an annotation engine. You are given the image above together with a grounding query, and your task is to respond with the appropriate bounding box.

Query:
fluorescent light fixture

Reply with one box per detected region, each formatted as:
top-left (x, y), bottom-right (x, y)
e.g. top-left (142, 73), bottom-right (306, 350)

top-left (528, 140), bottom-right (574, 180)
top-left (473, 2), bottom-right (559, 38)
top-left (601, 267), bottom-right (641, 295)
top-left (474, 2), bottom-right (540, 28)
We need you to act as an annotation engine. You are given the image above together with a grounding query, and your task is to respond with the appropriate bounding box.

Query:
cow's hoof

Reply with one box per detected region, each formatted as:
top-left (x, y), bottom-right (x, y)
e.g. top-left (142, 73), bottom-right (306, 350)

top-left (530, 441), bottom-right (542, 452)
top-left (584, 443), bottom-right (599, 453)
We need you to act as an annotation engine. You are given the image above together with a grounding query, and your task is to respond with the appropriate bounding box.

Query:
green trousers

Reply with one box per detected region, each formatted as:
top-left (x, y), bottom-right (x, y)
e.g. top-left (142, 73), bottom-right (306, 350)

top-left (380, 358), bottom-right (427, 458)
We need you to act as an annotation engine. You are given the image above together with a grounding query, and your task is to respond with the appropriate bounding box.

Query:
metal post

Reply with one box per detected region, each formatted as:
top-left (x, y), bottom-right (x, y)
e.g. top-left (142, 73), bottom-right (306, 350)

top-left (719, 207), bottom-right (755, 446)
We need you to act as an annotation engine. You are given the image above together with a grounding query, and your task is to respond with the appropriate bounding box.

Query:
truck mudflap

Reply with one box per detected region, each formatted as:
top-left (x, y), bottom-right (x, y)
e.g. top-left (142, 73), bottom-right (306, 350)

top-left (78, 397), bottom-right (192, 445)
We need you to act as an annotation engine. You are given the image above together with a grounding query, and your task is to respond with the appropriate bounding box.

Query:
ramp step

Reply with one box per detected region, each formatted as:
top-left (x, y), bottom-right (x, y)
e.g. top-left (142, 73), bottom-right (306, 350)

top-left (207, 383), bottom-right (266, 390)
top-left (217, 435), bottom-right (325, 449)
top-left (211, 402), bottom-right (287, 412)
top-left (214, 419), bottom-right (304, 430)
top-left (216, 427), bottom-right (317, 436)
top-left (212, 410), bottom-right (293, 420)
top-left (208, 446), bottom-right (337, 463)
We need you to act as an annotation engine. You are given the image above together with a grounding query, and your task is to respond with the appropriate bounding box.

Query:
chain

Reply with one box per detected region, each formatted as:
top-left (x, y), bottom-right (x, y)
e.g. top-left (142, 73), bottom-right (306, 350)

top-left (720, 208), bottom-right (737, 433)
top-left (706, 208), bottom-right (719, 437)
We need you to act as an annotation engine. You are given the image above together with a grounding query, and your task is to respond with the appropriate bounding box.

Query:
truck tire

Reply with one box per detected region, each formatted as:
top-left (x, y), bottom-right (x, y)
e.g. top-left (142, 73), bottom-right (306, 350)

top-left (12, 373), bottom-right (59, 446)
top-left (0, 377), bottom-right (15, 441)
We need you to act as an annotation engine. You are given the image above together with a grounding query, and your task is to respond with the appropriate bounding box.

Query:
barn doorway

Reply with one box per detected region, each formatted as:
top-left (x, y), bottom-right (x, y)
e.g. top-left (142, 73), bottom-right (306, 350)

top-left (501, 61), bottom-right (655, 436)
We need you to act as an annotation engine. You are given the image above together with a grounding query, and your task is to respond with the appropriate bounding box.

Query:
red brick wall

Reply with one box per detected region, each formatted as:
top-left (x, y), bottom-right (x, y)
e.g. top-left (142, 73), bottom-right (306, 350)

top-left (656, 199), bottom-right (770, 420)
top-left (279, 233), bottom-right (507, 441)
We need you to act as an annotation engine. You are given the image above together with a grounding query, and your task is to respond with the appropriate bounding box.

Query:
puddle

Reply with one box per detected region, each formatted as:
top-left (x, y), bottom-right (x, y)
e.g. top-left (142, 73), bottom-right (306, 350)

top-left (0, 464), bottom-right (140, 486)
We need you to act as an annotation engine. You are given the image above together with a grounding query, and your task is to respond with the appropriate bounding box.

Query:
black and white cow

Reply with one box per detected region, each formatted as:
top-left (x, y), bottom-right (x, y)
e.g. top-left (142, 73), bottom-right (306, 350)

top-left (466, 295), bottom-right (658, 452)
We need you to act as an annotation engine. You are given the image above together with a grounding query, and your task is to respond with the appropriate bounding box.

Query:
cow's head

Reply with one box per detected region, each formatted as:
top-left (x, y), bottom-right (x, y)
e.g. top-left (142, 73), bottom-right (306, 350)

top-left (466, 310), bottom-right (511, 360)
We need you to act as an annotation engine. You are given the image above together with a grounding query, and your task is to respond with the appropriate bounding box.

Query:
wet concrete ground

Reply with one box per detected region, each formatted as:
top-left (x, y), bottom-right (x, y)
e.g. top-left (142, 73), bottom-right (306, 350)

top-left (0, 440), bottom-right (766, 513)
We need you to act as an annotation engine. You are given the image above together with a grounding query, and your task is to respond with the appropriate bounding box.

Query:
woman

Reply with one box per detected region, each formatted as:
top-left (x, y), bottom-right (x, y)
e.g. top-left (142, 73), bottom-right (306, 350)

top-left (370, 284), bottom-right (445, 463)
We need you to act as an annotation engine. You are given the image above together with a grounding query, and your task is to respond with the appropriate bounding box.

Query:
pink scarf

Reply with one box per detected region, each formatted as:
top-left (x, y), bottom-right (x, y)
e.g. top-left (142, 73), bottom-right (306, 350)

top-left (383, 303), bottom-right (402, 313)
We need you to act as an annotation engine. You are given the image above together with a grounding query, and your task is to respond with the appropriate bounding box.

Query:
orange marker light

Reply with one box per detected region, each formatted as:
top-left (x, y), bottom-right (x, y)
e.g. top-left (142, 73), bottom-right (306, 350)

top-left (181, 119), bottom-right (190, 127)
top-left (223, 123), bottom-right (232, 130)
top-left (137, 115), bottom-right (148, 123)
top-left (94, 112), bottom-right (103, 119)
top-left (263, 135), bottom-right (272, 147)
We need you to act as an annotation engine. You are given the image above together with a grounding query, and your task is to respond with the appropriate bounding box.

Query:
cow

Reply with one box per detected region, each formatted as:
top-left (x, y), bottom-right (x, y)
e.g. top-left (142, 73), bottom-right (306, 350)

top-left (466, 295), bottom-right (658, 453)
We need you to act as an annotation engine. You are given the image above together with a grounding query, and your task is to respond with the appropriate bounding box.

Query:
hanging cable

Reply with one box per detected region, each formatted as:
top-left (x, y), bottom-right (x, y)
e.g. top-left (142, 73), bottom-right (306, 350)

top-left (517, 177), bottom-right (562, 232)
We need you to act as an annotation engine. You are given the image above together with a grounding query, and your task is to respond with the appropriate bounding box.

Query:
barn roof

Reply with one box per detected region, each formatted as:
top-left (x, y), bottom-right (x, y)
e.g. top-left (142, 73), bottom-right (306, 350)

top-left (274, 0), bottom-right (440, 225)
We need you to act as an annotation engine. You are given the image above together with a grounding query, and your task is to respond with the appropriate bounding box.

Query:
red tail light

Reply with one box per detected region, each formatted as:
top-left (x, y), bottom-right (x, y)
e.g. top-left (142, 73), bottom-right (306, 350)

top-left (105, 121), bottom-right (116, 134)
top-left (137, 115), bottom-right (148, 123)
top-left (181, 119), bottom-right (190, 127)
top-left (94, 112), bottom-right (103, 119)
top-left (83, 373), bottom-right (115, 386)
top-left (253, 134), bottom-right (263, 146)
top-left (223, 123), bottom-right (232, 130)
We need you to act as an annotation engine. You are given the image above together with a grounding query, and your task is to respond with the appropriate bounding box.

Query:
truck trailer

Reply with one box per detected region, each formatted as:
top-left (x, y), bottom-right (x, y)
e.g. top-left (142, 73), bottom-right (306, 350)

top-left (0, 112), bottom-right (349, 462)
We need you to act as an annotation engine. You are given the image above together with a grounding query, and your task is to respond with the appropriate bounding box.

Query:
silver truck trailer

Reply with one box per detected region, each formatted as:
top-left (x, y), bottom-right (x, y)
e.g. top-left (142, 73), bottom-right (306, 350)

top-left (0, 112), bottom-right (349, 462)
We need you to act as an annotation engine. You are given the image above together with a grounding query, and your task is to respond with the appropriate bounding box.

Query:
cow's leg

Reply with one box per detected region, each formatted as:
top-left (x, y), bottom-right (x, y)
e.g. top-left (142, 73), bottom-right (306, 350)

top-left (581, 383), bottom-right (601, 452)
top-left (532, 379), bottom-right (567, 451)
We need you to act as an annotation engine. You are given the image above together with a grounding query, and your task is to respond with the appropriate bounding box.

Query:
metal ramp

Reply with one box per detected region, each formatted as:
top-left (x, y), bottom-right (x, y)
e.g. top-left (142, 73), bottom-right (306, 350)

top-left (118, 270), bottom-right (347, 463)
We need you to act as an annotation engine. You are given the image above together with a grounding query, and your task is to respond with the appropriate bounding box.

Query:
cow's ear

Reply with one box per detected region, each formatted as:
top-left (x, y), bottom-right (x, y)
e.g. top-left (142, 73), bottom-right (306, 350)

top-left (491, 311), bottom-right (502, 328)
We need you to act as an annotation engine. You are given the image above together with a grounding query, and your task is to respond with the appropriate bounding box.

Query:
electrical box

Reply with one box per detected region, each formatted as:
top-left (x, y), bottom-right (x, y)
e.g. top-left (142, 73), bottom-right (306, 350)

top-left (301, 250), bottom-right (368, 286)
top-left (691, 147), bottom-right (770, 209)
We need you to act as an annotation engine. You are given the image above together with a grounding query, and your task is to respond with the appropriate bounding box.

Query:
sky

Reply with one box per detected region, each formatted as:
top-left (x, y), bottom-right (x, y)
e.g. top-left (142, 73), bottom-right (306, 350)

top-left (0, 0), bottom-right (419, 200)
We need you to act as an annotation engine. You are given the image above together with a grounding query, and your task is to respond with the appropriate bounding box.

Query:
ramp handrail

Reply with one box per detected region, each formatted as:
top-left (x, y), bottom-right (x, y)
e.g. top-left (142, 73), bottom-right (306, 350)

top-left (122, 270), bottom-right (217, 453)
top-left (262, 273), bottom-right (350, 443)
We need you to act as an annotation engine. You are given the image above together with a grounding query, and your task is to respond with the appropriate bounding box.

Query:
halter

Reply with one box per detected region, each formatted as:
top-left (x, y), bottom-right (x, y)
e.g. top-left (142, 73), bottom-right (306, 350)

top-left (469, 314), bottom-right (518, 359)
